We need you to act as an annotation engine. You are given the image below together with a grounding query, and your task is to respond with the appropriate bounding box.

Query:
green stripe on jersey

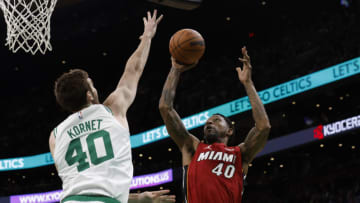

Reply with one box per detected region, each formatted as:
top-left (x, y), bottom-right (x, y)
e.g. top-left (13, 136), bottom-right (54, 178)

top-left (62, 195), bottom-right (120, 203)
top-left (103, 105), bottom-right (113, 115)
top-left (53, 128), bottom-right (58, 138)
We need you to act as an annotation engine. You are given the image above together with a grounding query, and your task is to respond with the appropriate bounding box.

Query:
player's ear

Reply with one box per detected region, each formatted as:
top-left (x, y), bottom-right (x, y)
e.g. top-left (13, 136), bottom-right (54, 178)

top-left (226, 128), bottom-right (233, 137)
top-left (86, 91), bottom-right (94, 103)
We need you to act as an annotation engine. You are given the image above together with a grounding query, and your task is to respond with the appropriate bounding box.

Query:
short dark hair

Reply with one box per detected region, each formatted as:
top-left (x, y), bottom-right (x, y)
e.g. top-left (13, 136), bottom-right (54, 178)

top-left (214, 113), bottom-right (237, 146)
top-left (54, 69), bottom-right (91, 112)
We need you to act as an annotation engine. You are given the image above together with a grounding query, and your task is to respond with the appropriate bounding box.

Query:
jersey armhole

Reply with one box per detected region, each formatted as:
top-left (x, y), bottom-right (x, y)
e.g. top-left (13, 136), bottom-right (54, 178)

top-left (182, 165), bottom-right (189, 203)
top-left (104, 104), bottom-right (129, 131)
top-left (103, 105), bottom-right (114, 115)
top-left (53, 127), bottom-right (58, 138)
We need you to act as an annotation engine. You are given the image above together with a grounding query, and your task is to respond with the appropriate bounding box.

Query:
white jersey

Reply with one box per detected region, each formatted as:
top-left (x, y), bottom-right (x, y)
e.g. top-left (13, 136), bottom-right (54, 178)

top-left (53, 104), bottom-right (133, 203)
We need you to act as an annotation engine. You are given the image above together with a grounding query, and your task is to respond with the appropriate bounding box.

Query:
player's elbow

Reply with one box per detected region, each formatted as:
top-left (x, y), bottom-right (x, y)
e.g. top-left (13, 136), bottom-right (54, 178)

top-left (258, 123), bottom-right (271, 134)
top-left (125, 62), bottom-right (141, 75)
top-left (158, 102), bottom-right (171, 113)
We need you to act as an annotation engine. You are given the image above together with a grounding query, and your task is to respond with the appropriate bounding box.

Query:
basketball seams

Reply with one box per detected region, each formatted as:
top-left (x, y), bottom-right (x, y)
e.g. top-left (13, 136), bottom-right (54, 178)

top-left (181, 48), bottom-right (205, 52)
top-left (172, 43), bottom-right (190, 62)
top-left (170, 30), bottom-right (185, 56)
top-left (174, 37), bottom-right (204, 63)
top-left (169, 29), bottom-right (205, 64)
top-left (174, 30), bottom-right (187, 51)
top-left (171, 30), bottom-right (191, 63)
top-left (178, 36), bottom-right (203, 49)
top-left (174, 37), bottom-right (203, 63)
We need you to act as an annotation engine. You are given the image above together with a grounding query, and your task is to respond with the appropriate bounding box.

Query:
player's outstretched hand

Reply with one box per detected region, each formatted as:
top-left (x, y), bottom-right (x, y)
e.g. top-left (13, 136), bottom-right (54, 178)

top-left (138, 189), bottom-right (176, 203)
top-left (236, 46), bottom-right (253, 85)
top-left (140, 9), bottom-right (163, 39)
top-left (171, 57), bottom-right (198, 72)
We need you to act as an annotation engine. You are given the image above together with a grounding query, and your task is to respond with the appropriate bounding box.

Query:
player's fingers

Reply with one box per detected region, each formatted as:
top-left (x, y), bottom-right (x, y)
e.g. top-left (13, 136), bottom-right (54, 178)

top-left (152, 9), bottom-right (157, 19)
top-left (143, 17), bottom-right (147, 25)
top-left (160, 195), bottom-right (176, 203)
top-left (147, 11), bottom-right (151, 20)
top-left (162, 197), bottom-right (176, 203)
top-left (190, 60), bottom-right (199, 67)
top-left (238, 57), bottom-right (247, 62)
top-left (156, 14), bottom-right (164, 24)
top-left (171, 57), bottom-right (178, 65)
top-left (162, 195), bottom-right (176, 200)
top-left (242, 47), bottom-right (251, 59)
top-left (152, 189), bottom-right (170, 196)
top-left (236, 67), bottom-right (242, 73)
top-left (241, 46), bottom-right (246, 55)
top-left (244, 50), bottom-right (250, 60)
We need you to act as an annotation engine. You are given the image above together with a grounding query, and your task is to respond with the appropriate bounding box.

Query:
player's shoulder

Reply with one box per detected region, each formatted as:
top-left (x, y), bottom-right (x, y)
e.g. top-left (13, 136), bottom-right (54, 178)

top-left (89, 104), bottom-right (115, 117)
top-left (196, 142), bottom-right (208, 149)
top-left (52, 118), bottom-right (67, 139)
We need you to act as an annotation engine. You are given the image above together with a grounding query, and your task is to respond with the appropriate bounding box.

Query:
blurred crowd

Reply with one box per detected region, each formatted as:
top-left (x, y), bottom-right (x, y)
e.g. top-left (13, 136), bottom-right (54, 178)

top-left (244, 130), bottom-right (360, 203)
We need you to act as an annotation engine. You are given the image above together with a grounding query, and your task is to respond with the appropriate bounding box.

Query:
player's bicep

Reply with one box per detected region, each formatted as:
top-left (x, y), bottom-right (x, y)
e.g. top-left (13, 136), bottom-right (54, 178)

top-left (104, 60), bottom-right (143, 115)
top-left (49, 131), bottom-right (55, 158)
top-left (103, 85), bottom-right (133, 118)
top-left (239, 127), bottom-right (258, 164)
top-left (117, 65), bottom-right (141, 96)
top-left (240, 127), bottom-right (269, 164)
top-left (49, 131), bottom-right (58, 171)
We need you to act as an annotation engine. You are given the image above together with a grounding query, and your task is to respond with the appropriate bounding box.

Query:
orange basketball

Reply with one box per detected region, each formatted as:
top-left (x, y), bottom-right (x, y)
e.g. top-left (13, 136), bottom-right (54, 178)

top-left (169, 29), bottom-right (205, 65)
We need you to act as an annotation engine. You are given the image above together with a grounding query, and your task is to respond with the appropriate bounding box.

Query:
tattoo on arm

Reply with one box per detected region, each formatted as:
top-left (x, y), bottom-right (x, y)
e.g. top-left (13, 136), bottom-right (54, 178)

top-left (242, 127), bottom-right (269, 163)
top-left (159, 68), bottom-right (190, 147)
top-left (161, 68), bottom-right (180, 107)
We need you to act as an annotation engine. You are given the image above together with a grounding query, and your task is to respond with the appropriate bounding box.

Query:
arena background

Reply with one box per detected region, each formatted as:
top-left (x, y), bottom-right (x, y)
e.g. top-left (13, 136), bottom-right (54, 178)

top-left (0, 0), bottom-right (359, 202)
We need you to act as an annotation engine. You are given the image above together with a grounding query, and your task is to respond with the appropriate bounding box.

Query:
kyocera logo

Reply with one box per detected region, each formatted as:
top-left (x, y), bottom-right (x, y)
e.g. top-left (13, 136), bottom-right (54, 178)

top-left (313, 125), bottom-right (324, 140)
top-left (314, 115), bottom-right (360, 139)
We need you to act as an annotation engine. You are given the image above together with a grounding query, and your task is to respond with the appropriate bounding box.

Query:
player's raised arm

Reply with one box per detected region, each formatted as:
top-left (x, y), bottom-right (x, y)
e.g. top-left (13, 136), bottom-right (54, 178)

top-left (159, 58), bottom-right (200, 165)
top-left (237, 47), bottom-right (271, 166)
top-left (104, 10), bottom-right (163, 128)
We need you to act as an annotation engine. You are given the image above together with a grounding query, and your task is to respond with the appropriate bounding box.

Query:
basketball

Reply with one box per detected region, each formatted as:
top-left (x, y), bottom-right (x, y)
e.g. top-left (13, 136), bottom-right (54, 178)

top-left (169, 28), bottom-right (205, 65)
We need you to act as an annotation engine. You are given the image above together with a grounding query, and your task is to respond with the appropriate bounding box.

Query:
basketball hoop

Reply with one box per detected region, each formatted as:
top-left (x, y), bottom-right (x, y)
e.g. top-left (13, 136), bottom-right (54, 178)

top-left (0, 0), bottom-right (58, 54)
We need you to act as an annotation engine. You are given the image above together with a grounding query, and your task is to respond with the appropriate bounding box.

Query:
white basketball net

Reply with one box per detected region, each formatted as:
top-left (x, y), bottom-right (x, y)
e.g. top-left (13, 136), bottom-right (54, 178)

top-left (0, 0), bottom-right (58, 54)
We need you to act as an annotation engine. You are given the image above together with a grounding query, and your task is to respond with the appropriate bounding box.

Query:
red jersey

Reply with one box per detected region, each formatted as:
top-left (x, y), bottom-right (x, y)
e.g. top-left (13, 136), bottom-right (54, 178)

top-left (183, 142), bottom-right (243, 203)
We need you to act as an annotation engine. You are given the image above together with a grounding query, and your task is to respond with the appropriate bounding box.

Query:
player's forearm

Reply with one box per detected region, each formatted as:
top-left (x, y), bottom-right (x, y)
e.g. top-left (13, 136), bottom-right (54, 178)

top-left (159, 67), bottom-right (181, 110)
top-left (243, 81), bottom-right (271, 131)
top-left (124, 36), bottom-right (152, 76)
top-left (159, 67), bottom-right (195, 149)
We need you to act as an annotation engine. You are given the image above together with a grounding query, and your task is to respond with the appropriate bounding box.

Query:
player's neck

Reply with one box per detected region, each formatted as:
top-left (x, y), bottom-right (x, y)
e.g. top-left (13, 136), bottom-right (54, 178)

top-left (207, 140), bottom-right (227, 146)
top-left (217, 137), bottom-right (228, 145)
top-left (73, 103), bottom-right (93, 113)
